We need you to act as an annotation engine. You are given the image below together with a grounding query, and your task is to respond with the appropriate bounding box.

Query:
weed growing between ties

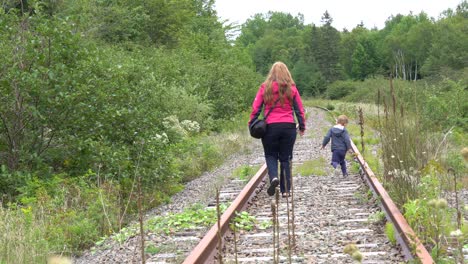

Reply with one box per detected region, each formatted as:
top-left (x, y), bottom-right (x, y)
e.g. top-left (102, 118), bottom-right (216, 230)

top-left (384, 222), bottom-right (397, 246)
top-left (146, 203), bottom-right (228, 235)
top-left (343, 243), bottom-right (363, 263)
top-left (294, 157), bottom-right (327, 176)
top-left (367, 211), bottom-right (386, 224)
top-left (89, 203), bottom-right (230, 256)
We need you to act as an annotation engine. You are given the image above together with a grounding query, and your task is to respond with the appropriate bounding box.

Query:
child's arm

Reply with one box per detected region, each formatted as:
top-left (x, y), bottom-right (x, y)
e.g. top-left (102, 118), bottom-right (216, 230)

top-left (344, 129), bottom-right (352, 152)
top-left (321, 128), bottom-right (332, 149)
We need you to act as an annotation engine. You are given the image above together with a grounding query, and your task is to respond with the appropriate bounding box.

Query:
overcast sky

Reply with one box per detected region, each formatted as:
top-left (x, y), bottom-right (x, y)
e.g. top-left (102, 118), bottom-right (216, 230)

top-left (214, 0), bottom-right (462, 30)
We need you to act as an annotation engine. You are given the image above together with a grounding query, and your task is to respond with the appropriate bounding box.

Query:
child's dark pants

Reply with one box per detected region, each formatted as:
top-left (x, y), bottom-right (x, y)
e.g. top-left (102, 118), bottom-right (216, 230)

top-left (331, 149), bottom-right (347, 175)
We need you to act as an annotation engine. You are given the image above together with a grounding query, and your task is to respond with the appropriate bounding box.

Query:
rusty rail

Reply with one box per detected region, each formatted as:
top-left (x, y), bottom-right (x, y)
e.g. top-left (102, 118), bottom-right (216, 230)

top-left (350, 140), bottom-right (434, 263)
top-left (182, 164), bottom-right (268, 264)
top-left (183, 130), bottom-right (434, 263)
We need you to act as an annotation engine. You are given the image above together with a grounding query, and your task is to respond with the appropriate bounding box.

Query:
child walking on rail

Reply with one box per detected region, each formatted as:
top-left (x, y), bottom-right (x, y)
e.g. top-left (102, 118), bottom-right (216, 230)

top-left (321, 115), bottom-right (352, 177)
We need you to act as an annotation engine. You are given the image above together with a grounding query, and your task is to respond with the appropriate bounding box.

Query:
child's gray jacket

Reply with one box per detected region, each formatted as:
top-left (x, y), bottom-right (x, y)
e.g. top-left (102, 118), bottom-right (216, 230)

top-left (322, 125), bottom-right (351, 151)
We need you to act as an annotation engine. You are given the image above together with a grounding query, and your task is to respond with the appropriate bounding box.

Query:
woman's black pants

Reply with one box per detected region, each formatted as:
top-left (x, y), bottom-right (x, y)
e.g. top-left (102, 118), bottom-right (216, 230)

top-left (261, 123), bottom-right (297, 193)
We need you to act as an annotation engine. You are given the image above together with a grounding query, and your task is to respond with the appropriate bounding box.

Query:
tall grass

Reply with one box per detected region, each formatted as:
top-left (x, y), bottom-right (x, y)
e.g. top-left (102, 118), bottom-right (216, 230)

top-left (0, 206), bottom-right (50, 263)
top-left (377, 79), bottom-right (435, 206)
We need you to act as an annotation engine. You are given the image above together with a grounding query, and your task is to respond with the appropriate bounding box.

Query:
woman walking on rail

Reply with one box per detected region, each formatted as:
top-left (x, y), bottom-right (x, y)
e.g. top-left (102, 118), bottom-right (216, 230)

top-left (248, 62), bottom-right (306, 197)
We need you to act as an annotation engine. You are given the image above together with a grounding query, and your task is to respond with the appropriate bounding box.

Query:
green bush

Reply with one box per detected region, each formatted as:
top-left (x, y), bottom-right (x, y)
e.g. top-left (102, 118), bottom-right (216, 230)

top-left (326, 80), bottom-right (357, 100)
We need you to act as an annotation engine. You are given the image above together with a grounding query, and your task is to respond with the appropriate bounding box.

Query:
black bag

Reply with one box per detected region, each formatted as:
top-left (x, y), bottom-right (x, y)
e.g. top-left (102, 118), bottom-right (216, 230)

top-left (249, 119), bottom-right (267, 139)
top-left (249, 98), bottom-right (280, 139)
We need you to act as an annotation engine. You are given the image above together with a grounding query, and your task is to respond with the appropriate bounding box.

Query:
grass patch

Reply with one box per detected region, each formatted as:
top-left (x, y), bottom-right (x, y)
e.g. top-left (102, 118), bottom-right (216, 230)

top-left (145, 243), bottom-right (161, 255)
top-left (146, 203), bottom-right (227, 235)
top-left (354, 189), bottom-right (372, 204)
top-left (231, 211), bottom-right (257, 231)
top-left (0, 206), bottom-right (51, 263)
top-left (231, 165), bottom-right (261, 181)
top-left (294, 157), bottom-right (327, 176)
top-left (92, 202), bottom-right (228, 252)
top-left (367, 211), bottom-right (386, 224)
top-left (385, 222), bottom-right (397, 245)
top-left (349, 160), bottom-right (361, 174)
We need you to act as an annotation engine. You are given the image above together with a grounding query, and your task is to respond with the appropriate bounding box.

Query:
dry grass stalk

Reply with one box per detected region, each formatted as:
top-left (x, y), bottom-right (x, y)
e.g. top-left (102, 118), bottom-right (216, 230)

top-left (289, 158), bottom-right (296, 250)
top-left (137, 174), bottom-right (145, 264)
top-left (216, 189), bottom-right (223, 264)
top-left (283, 166), bottom-right (292, 263)
top-left (274, 188), bottom-right (280, 263)
top-left (358, 107), bottom-right (365, 154)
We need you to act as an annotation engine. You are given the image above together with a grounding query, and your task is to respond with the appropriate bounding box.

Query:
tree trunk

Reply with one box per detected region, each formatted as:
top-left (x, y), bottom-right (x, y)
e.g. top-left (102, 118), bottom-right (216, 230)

top-left (408, 62), bottom-right (412, 81)
top-left (414, 61), bottom-right (418, 81)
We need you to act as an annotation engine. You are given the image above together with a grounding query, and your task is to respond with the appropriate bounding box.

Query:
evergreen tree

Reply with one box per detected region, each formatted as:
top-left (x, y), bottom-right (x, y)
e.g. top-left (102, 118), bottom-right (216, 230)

top-left (315, 11), bottom-right (343, 82)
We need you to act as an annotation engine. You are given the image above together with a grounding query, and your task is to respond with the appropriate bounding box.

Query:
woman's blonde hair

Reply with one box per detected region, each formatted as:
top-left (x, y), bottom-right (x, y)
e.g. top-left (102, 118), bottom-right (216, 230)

top-left (263, 62), bottom-right (294, 105)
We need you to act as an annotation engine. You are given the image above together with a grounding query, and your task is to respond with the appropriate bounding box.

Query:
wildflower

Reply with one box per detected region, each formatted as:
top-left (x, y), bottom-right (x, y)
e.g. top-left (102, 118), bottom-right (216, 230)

top-left (450, 229), bottom-right (463, 237)
top-left (435, 198), bottom-right (448, 209)
top-left (399, 160), bottom-right (403, 163)
top-left (154, 133), bottom-right (169, 144)
top-left (391, 155), bottom-right (395, 159)
top-left (393, 138), bottom-right (397, 141)
top-left (181, 120), bottom-right (200, 133)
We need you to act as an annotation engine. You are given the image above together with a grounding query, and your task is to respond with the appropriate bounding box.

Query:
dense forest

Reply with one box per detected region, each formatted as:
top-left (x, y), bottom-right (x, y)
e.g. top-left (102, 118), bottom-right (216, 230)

top-left (236, 6), bottom-right (467, 95)
top-left (0, 0), bottom-right (466, 262)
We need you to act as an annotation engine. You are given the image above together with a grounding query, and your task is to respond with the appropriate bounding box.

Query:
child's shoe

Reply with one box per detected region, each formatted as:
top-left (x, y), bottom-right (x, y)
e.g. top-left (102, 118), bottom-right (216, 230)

top-left (333, 168), bottom-right (341, 177)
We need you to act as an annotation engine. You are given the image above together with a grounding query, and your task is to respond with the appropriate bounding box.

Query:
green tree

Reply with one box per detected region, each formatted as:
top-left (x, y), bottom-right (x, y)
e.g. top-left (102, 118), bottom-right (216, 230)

top-left (314, 11), bottom-right (343, 83)
top-left (351, 43), bottom-right (372, 80)
top-left (0, 8), bottom-right (88, 172)
top-left (422, 3), bottom-right (467, 76)
top-left (236, 12), bottom-right (305, 75)
top-left (340, 26), bottom-right (380, 79)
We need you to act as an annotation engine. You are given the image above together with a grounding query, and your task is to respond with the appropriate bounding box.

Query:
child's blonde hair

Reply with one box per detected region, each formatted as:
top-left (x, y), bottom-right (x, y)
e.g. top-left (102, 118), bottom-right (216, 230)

top-left (337, 115), bottom-right (349, 125)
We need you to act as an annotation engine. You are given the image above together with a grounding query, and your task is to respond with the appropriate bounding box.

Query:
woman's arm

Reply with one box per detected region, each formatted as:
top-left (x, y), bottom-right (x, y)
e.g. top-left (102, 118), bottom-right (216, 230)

top-left (292, 86), bottom-right (306, 132)
top-left (249, 84), bottom-right (265, 125)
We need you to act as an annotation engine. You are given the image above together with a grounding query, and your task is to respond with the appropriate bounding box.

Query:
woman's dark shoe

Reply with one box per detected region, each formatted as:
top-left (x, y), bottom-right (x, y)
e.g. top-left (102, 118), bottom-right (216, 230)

top-left (267, 177), bottom-right (279, 196)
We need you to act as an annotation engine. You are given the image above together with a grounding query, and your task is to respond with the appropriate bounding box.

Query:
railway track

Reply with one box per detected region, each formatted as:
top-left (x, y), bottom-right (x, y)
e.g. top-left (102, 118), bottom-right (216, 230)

top-left (147, 108), bottom-right (431, 264)
top-left (221, 174), bottom-right (405, 263)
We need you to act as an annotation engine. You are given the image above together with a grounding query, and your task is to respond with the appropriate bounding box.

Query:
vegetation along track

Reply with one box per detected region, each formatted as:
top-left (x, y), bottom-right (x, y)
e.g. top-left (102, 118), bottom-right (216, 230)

top-left (78, 108), bottom-right (432, 263)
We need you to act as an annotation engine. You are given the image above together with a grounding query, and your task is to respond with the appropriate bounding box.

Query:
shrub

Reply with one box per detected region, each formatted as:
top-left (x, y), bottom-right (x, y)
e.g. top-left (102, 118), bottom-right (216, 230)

top-left (326, 81), bottom-right (357, 100)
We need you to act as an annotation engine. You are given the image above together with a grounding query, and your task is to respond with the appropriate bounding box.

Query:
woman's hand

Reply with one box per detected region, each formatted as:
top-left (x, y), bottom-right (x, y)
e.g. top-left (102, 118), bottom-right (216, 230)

top-left (299, 130), bottom-right (305, 136)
